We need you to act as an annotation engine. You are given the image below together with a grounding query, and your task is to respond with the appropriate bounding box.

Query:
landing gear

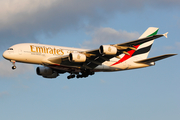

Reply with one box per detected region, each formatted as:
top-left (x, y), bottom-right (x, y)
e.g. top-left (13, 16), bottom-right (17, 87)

top-left (76, 74), bottom-right (87, 79)
top-left (76, 74), bottom-right (81, 78)
top-left (67, 70), bottom-right (95, 79)
top-left (67, 74), bottom-right (75, 79)
top-left (12, 66), bottom-right (16, 70)
top-left (11, 60), bottom-right (16, 70)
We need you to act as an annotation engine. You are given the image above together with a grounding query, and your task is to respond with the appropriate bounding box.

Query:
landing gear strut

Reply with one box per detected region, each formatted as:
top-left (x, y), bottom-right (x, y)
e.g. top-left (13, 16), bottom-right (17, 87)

top-left (11, 60), bottom-right (16, 70)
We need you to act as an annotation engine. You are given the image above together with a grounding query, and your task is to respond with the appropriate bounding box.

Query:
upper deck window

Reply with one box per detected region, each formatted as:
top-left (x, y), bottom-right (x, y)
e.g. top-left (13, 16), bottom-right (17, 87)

top-left (8, 48), bottom-right (13, 50)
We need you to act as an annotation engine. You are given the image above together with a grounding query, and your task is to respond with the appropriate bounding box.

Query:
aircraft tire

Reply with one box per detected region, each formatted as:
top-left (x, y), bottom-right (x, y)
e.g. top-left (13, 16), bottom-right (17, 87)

top-left (12, 66), bottom-right (16, 70)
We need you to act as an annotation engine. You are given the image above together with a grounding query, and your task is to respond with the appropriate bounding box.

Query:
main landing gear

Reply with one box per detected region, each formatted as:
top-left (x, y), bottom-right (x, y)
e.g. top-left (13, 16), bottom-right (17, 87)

top-left (67, 74), bottom-right (76, 79)
top-left (67, 71), bottom-right (95, 79)
top-left (11, 60), bottom-right (16, 70)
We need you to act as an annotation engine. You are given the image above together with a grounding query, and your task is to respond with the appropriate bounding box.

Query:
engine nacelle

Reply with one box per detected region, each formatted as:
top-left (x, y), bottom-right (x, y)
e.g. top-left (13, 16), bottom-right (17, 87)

top-left (99, 45), bottom-right (117, 55)
top-left (69, 53), bottom-right (86, 62)
top-left (42, 72), bottom-right (59, 78)
top-left (36, 66), bottom-right (59, 78)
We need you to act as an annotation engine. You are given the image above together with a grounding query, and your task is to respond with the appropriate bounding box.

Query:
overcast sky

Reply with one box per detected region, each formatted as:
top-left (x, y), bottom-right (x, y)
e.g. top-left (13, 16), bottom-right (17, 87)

top-left (0, 0), bottom-right (180, 120)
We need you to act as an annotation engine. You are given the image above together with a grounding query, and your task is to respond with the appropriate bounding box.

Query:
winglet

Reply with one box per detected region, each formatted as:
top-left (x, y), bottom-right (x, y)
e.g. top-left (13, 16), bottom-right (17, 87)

top-left (163, 32), bottom-right (168, 38)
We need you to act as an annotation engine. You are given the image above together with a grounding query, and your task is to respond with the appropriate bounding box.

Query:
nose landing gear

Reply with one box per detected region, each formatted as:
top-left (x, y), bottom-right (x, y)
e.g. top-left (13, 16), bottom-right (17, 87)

top-left (11, 60), bottom-right (16, 70)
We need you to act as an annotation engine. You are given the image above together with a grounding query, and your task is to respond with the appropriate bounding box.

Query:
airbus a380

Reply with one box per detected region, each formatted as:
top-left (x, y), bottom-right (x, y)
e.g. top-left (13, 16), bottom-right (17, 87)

top-left (3, 27), bottom-right (176, 79)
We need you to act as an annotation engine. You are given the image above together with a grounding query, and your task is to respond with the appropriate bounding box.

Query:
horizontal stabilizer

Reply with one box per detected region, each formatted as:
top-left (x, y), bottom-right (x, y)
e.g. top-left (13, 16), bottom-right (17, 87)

top-left (135, 54), bottom-right (177, 63)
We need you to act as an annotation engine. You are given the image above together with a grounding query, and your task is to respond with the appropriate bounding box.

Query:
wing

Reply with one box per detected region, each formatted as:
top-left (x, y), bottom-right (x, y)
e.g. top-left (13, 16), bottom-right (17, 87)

top-left (42, 33), bottom-right (167, 69)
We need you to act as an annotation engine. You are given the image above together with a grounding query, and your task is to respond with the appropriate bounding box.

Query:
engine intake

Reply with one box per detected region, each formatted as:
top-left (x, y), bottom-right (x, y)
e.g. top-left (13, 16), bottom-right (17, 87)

top-left (69, 53), bottom-right (86, 62)
top-left (99, 45), bottom-right (117, 55)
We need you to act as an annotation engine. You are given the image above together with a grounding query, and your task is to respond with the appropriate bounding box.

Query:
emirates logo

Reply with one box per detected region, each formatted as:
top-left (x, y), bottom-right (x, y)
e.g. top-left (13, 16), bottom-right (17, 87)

top-left (77, 54), bottom-right (80, 59)
top-left (108, 47), bottom-right (111, 52)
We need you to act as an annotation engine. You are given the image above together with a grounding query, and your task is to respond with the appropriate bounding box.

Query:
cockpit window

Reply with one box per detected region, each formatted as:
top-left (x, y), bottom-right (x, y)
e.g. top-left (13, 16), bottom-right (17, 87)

top-left (8, 48), bottom-right (13, 50)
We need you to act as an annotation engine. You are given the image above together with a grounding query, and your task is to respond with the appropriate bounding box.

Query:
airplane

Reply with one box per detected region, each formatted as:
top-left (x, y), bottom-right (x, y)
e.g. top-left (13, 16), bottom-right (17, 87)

top-left (2, 27), bottom-right (177, 79)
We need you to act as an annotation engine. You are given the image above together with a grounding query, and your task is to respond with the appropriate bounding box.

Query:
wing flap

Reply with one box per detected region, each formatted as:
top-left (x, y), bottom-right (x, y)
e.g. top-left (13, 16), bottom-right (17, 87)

top-left (135, 54), bottom-right (177, 63)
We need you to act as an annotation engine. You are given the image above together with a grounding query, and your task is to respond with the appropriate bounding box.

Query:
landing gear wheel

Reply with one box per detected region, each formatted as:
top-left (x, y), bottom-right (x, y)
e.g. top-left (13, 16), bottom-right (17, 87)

top-left (67, 76), bottom-right (71, 79)
top-left (67, 74), bottom-right (75, 79)
top-left (76, 75), bottom-right (80, 79)
top-left (11, 60), bottom-right (16, 70)
top-left (12, 66), bottom-right (16, 70)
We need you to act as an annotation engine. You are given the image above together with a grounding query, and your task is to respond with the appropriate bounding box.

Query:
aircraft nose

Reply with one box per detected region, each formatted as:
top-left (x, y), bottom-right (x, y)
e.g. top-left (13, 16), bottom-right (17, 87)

top-left (3, 51), bottom-right (9, 59)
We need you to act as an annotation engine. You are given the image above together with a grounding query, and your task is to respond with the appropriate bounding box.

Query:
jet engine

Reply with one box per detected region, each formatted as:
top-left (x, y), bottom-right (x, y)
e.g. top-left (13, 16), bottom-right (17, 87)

top-left (36, 66), bottom-right (59, 78)
top-left (69, 53), bottom-right (86, 62)
top-left (42, 72), bottom-right (59, 78)
top-left (99, 45), bottom-right (117, 55)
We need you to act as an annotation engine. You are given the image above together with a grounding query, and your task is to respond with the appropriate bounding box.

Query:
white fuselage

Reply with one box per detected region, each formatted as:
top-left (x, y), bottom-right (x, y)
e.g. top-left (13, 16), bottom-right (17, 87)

top-left (3, 43), bottom-right (151, 72)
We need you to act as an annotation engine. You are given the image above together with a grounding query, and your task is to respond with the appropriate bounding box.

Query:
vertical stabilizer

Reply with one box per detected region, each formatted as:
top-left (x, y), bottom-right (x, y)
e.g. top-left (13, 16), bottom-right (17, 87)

top-left (132, 27), bottom-right (159, 60)
top-left (139, 27), bottom-right (159, 39)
